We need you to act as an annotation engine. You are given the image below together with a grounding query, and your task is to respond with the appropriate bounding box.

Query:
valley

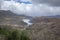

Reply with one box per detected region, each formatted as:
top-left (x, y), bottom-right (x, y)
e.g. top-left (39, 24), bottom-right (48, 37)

top-left (0, 10), bottom-right (60, 40)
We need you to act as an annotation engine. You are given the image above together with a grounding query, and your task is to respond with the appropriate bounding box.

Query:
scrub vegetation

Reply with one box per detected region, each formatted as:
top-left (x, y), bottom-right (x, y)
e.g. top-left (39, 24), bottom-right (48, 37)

top-left (0, 25), bottom-right (31, 40)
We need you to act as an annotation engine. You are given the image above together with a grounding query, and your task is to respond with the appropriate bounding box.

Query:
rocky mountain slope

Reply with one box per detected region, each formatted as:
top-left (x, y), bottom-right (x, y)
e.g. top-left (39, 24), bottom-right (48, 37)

top-left (26, 17), bottom-right (60, 40)
top-left (0, 10), bottom-right (33, 30)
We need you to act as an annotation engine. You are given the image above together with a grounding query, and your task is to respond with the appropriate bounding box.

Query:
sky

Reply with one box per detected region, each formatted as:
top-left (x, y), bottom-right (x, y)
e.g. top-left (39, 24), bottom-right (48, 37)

top-left (0, 0), bottom-right (60, 16)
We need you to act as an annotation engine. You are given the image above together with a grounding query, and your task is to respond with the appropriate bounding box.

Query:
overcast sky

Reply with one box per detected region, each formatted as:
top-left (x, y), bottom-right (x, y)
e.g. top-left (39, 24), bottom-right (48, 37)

top-left (0, 0), bottom-right (60, 16)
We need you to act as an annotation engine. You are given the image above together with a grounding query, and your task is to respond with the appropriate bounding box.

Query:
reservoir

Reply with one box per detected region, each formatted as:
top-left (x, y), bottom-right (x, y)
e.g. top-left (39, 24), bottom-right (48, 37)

top-left (22, 19), bottom-right (33, 26)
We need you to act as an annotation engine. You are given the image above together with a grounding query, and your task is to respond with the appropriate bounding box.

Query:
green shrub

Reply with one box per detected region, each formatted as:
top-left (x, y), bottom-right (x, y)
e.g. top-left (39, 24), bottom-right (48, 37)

top-left (20, 31), bottom-right (31, 40)
top-left (6, 30), bottom-right (31, 40)
top-left (0, 26), bottom-right (31, 40)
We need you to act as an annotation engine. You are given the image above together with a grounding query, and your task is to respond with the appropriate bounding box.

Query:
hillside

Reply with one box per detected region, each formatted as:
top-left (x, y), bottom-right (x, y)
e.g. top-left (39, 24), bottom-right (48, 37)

top-left (0, 10), bottom-right (33, 30)
top-left (26, 17), bottom-right (60, 40)
top-left (47, 15), bottom-right (60, 18)
top-left (0, 10), bottom-right (60, 40)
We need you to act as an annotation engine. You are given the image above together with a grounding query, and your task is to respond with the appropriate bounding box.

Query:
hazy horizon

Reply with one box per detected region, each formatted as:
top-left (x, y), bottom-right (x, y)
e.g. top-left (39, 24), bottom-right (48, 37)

top-left (0, 0), bottom-right (60, 16)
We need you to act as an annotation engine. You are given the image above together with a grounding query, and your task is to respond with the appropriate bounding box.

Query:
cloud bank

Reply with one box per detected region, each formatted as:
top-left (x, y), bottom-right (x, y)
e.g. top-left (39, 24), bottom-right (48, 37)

top-left (31, 0), bottom-right (60, 6)
top-left (0, 0), bottom-right (60, 16)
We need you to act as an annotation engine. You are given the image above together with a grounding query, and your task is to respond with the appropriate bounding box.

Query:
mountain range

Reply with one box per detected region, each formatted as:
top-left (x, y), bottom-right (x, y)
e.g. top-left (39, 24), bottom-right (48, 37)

top-left (46, 15), bottom-right (60, 18)
top-left (0, 10), bottom-right (33, 26)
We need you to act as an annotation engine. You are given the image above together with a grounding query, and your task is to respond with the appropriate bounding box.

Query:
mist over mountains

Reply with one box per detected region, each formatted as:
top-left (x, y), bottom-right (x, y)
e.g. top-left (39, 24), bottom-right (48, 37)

top-left (0, 10), bottom-right (60, 18)
top-left (0, 10), bottom-right (60, 26)
top-left (0, 10), bottom-right (33, 18)
top-left (0, 0), bottom-right (60, 17)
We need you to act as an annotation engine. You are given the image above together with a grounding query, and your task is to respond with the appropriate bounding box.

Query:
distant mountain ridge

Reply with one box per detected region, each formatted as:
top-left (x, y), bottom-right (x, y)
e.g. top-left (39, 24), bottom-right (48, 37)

top-left (46, 15), bottom-right (60, 18)
top-left (0, 10), bottom-right (33, 19)
top-left (0, 10), bottom-right (25, 18)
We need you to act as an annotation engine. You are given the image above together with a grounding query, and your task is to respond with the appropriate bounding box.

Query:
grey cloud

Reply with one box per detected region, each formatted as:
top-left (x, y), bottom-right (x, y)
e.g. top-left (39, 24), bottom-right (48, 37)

top-left (31, 0), bottom-right (60, 6)
top-left (1, 0), bottom-right (60, 17)
top-left (0, 0), bottom-right (4, 9)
